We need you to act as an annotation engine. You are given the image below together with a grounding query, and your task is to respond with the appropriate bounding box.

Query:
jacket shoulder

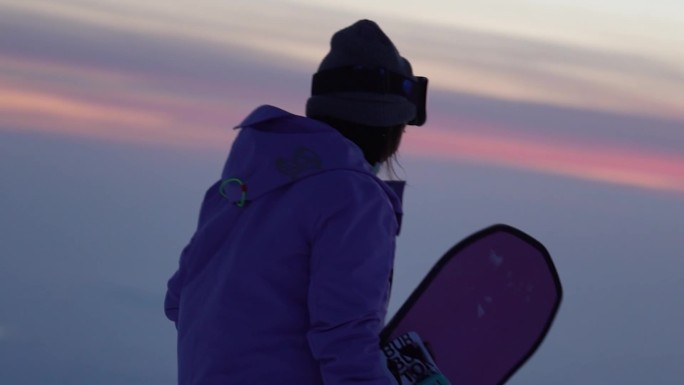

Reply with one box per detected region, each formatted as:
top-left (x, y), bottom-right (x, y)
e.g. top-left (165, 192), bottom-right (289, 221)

top-left (292, 170), bottom-right (398, 231)
top-left (296, 169), bottom-right (389, 205)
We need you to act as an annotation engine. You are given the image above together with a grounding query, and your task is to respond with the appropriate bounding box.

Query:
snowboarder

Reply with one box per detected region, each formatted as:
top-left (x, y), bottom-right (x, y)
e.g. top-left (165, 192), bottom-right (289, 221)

top-left (164, 19), bottom-right (428, 385)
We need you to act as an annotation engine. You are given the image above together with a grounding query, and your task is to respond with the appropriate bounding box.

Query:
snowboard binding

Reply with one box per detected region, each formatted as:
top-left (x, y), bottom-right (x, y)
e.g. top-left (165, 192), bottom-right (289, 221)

top-left (383, 332), bottom-right (451, 385)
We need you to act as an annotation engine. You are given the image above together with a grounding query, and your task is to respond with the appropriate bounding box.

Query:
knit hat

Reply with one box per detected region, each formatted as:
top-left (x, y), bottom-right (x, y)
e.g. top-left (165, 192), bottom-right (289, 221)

top-left (306, 20), bottom-right (421, 127)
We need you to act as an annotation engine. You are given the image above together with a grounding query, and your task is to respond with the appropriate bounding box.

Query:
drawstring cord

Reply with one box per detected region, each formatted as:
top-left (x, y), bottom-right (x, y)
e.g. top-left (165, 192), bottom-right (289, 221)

top-left (219, 178), bottom-right (247, 207)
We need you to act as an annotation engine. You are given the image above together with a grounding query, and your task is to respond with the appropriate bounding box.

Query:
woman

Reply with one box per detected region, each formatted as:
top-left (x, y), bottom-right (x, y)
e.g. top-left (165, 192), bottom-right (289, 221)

top-left (165, 19), bottom-right (428, 385)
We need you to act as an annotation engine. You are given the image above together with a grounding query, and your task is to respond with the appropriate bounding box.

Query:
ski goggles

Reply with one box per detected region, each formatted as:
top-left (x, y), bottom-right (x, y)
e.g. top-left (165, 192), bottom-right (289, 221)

top-left (311, 65), bottom-right (428, 126)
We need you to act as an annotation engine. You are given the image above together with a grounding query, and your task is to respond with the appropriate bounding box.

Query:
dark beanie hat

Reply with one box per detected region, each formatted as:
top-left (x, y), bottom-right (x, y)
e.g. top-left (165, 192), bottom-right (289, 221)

top-left (306, 20), bottom-right (417, 127)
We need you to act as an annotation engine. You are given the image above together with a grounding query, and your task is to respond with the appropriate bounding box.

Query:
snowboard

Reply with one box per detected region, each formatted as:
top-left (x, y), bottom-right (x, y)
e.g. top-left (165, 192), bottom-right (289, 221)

top-left (381, 224), bottom-right (562, 385)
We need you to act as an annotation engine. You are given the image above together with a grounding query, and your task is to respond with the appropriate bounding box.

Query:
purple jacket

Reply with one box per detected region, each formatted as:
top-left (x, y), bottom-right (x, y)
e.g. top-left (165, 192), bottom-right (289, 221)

top-left (165, 105), bottom-right (403, 385)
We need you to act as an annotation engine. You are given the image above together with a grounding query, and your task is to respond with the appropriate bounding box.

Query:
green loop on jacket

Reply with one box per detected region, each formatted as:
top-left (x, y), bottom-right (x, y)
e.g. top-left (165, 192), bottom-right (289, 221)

top-left (219, 178), bottom-right (247, 207)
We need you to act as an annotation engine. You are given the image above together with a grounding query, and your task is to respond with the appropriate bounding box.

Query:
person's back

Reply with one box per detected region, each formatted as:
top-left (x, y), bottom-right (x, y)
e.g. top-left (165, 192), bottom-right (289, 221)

top-left (165, 20), bottom-right (428, 385)
top-left (166, 108), bottom-right (402, 384)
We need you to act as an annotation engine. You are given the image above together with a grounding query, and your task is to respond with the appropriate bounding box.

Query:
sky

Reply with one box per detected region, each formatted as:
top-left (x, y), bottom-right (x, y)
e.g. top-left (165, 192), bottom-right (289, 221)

top-left (0, 1), bottom-right (683, 384)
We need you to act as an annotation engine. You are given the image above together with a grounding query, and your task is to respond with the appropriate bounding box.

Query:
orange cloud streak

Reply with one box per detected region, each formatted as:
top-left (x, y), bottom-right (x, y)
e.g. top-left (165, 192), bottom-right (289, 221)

top-left (0, 85), bottom-right (240, 148)
top-left (0, 88), bottom-right (168, 127)
top-left (0, 53), bottom-right (260, 148)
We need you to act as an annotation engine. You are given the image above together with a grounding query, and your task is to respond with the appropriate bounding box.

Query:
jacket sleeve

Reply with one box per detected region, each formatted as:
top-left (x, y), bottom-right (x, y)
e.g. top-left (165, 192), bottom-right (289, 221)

top-left (164, 271), bottom-right (181, 325)
top-left (164, 239), bottom-right (194, 327)
top-left (306, 173), bottom-right (398, 385)
top-left (164, 181), bottom-right (222, 327)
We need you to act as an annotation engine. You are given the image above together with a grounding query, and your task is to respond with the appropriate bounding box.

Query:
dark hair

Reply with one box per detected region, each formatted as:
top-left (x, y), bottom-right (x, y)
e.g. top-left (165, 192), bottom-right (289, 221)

top-left (314, 116), bottom-right (405, 174)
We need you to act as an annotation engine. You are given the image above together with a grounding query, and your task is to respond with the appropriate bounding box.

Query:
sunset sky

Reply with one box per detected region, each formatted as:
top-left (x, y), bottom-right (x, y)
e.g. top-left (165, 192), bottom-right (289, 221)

top-left (2, 0), bottom-right (683, 193)
top-left (1, 1), bottom-right (683, 384)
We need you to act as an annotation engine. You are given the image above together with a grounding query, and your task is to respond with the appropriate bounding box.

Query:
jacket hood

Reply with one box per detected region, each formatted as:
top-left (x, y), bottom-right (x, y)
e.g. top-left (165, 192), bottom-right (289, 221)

top-left (220, 105), bottom-right (403, 221)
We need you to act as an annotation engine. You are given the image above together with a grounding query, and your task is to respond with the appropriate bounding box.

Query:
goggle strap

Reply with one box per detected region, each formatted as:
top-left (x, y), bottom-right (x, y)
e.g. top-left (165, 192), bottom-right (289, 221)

top-left (311, 66), bottom-right (416, 98)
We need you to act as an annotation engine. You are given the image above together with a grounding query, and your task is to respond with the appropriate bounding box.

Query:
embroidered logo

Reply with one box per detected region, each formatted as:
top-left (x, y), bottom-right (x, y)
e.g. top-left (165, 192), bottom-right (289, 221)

top-left (276, 147), bottom-right (322, 179)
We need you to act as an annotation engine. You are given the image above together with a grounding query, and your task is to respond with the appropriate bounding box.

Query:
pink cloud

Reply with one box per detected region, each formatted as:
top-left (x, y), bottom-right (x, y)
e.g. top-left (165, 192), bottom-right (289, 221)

top-left (404, 119), bottom-right (684, 194)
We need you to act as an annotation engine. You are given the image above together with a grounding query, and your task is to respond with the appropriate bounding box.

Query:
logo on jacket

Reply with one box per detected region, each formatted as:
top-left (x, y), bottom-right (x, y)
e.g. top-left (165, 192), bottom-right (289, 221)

top-left (276, 147), bottom-right (322, 179)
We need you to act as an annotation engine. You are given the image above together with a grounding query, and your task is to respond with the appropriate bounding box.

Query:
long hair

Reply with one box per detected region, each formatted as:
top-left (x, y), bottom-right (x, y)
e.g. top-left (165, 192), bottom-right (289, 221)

top-left (314, 116), bottom-right (405, 175)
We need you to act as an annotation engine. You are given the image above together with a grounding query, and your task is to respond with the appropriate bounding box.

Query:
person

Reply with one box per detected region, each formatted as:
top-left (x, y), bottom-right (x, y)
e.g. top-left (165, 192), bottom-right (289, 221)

top-left (164, 19), bottom-right (428, 385)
